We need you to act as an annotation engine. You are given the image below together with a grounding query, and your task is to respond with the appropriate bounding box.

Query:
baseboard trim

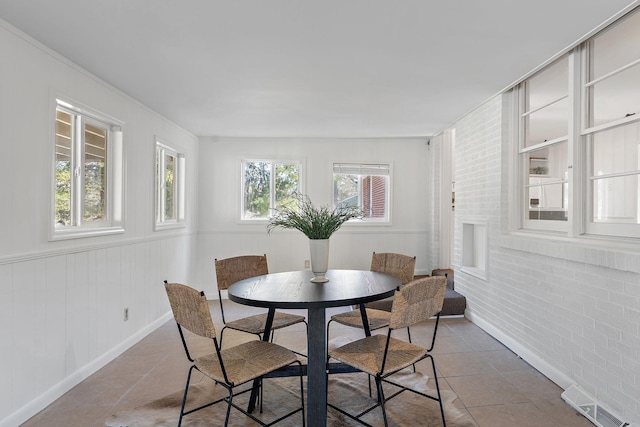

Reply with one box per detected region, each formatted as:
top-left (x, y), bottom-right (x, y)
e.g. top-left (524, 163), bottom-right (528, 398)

top-left (1, 312), bottom-right (173, 427)
top-left (465, 309), bottom-right (574, 390)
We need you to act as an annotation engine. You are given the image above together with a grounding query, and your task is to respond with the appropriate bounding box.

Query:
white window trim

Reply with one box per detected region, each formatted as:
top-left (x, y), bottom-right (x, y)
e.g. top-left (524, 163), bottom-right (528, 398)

top-left (155, 139), bottom-right (186, 231)
top-left (50, 97), bottom-right (125, 241)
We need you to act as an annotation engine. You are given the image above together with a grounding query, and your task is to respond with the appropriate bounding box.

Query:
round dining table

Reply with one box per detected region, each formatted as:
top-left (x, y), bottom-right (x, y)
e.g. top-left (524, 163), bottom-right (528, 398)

top-left (228, 269), bottom-right (401, 427)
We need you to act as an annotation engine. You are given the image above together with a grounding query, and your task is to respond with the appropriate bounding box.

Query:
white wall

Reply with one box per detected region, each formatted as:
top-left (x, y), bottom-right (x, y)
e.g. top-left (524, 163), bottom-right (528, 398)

top-left (439, 94), bottom-right (640, 424)
top-left (194, 136), bottom-right (434, 296)
top-left (0, 21), bottom-right (199, 426)
top-left (3, 6), bottom-right (639, 426)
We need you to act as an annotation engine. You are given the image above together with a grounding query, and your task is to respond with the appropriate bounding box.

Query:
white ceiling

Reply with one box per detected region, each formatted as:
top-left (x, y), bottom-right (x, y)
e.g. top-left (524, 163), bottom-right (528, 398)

top-left (0, 0), bottom-right (636, 138)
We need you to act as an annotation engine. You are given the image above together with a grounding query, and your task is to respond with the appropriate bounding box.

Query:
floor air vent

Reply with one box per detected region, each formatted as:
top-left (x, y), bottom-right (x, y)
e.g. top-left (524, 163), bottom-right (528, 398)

top-left (561, 385), bottom-right (630, 427)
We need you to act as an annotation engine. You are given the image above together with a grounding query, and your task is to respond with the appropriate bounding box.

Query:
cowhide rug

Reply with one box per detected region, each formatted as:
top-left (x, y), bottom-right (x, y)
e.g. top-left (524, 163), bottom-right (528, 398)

top-left (105, 371), bottom-right (475, 426)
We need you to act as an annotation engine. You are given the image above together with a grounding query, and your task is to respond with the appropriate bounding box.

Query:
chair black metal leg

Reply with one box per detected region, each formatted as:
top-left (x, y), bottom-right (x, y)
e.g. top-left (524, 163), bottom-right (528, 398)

top-left (178, 366), bottom-right (196, 427)
top-left (375, 376), bottom-right (389, 427)
top-left (259, 377), bottom-right (263, 413)
top-left (428, 354), bottom-right (446, 427)
top-left (224, 389), bottom-right (234, 427)
top-left (407, 326), bottom-right (417, 372)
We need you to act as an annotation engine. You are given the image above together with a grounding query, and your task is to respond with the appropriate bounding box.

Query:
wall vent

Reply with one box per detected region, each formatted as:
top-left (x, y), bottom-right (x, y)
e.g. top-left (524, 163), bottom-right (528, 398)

top-left (561, 385), bottom-right (630, 427)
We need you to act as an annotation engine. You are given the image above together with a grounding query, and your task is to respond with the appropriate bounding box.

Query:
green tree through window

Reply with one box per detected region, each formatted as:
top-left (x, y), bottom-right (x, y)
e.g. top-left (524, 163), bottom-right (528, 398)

top-left (52, 99), bottom-right (124, 239)
top-left (155, 141), bottom-right (185, 229)
top-left (243, 160), bottom-right (301, 219)
top-left (55, 107), bottom-right (108, 227)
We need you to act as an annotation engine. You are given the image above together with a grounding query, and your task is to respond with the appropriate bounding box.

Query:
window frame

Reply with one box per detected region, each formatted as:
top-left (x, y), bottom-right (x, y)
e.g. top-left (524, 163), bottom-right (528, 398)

top-left (155, 139), bottom-right (186, 231)
top-left (332, 162), bottom-right (392, 224)
top-left (513, 8), bottom-right (640, 241)
top-left (582, 20), bottom-right (640, 239)
top-left (240, 159), bottom-right (303, 221)
top-left (50, 98), bottom-right (124, 241)
top-left (517, 55), bottom-right (570, 233)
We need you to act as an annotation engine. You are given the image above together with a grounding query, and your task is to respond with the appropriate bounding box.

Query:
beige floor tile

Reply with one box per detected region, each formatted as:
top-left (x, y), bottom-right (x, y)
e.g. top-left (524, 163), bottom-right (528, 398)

top-left (476, 349), bottom-right (533, 373)
top-left (501, 370), bottom-right (564, 401)
top-left (21, 404), bottom-right (112, 427)
top-left (531, 398), bottom-right (595, 426)
top-left (18, 300), bottom-right (588, 426)
top-left (48, 374), bottom-right (138, 409)
top-left (430, 334), bottom-right (478, 354)
top-left (446, 373), bottom-right (529, 407)
top-left (468, 402), bottom-right (562, 427)
top-left (453, 330), bottom-right (507, 351)
top-left (434, 351), bottom-right (500, 377)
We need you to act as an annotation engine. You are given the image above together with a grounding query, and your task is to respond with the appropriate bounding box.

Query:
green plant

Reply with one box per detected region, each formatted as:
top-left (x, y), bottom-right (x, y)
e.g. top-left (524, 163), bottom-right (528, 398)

top-left (532, 166), bottom-right (548, 174)
top-left (267, 193), bottom-right (363, 239)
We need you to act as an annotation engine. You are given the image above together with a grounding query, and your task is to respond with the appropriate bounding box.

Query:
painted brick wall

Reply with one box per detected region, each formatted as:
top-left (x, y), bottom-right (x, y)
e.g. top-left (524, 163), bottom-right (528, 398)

top-left (451, 94), bottom-right (640, 424)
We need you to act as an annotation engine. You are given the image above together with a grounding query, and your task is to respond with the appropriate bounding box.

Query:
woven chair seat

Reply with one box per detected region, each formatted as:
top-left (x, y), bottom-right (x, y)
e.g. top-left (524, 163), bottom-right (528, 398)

top-left (224, 311), bottom-right (306, 335)
top-left (327, 277), bottom-right (447, 427)
top-left (195, 340), bottom-right (297, 386)
top-left (164, 281), bottom-right (305, 426)
top-left (330, 308), bottom-right (391, 331)
top-left (329, 334), bottom-right (427, 376)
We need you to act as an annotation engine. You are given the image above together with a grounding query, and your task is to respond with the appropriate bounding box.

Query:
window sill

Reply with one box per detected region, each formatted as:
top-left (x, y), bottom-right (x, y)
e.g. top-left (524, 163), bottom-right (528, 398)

top-left (498, 231), bottom-right (640, 273)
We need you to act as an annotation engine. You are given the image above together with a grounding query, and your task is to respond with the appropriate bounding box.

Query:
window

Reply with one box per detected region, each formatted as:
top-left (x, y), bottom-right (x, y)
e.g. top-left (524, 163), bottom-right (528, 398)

top-left (515, 8), bottom-right (640, 239)
top-left (584, 10), bottom-right (640, 238)
top-left (517, 56), bottom-right (570, 231)
top-left (241, 160), bottom-right (301, 220)
top-left (53, 99), bottom-right (124, 239)
top-left (333, 163), bottom-right (390, 222)
top-left (155, 141), bottom-right (185, 229)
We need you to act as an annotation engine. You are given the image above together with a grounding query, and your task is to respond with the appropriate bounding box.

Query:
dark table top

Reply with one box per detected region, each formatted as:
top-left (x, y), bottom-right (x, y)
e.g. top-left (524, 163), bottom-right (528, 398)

top-left (227, 269), bottom-right (400, 309)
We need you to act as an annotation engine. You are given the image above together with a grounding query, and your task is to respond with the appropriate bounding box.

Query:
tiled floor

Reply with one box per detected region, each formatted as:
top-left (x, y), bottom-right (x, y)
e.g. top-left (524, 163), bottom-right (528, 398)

top-left (21, 301), bottom-right (592, 427)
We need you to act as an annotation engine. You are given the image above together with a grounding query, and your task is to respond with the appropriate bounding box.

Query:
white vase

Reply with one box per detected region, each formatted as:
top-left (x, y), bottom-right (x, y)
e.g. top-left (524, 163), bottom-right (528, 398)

top-left (309, 238), bottom-right (330, 282)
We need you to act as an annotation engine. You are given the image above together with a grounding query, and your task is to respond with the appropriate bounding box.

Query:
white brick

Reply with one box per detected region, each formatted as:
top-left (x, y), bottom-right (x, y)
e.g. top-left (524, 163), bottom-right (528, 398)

top-left (450, 95), bottom-right (640, 423)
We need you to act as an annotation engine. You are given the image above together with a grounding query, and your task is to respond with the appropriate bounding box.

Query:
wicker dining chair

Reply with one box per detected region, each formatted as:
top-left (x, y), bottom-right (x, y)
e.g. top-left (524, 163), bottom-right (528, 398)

top-left (327, 276), bottom-right (448, 427)
top-left (366, 252), bottom-right (417, 310)
top-left (164, 281), bottom-right (305, 427)
top-left (214, 255), bottom-right (307, 350)
top-left (326, 252), bottom-right (416, 344)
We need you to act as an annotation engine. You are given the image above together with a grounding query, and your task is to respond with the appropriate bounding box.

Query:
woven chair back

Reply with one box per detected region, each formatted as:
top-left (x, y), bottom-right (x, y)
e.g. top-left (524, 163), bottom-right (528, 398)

top-left (215, 255), bottom-right (269, 290)
top-left (370, 252), bottom-right (416, 285)
top-left (164, 282), bottom-right (217, 339)
top-left (389, 276), bottom-right (446, 330)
